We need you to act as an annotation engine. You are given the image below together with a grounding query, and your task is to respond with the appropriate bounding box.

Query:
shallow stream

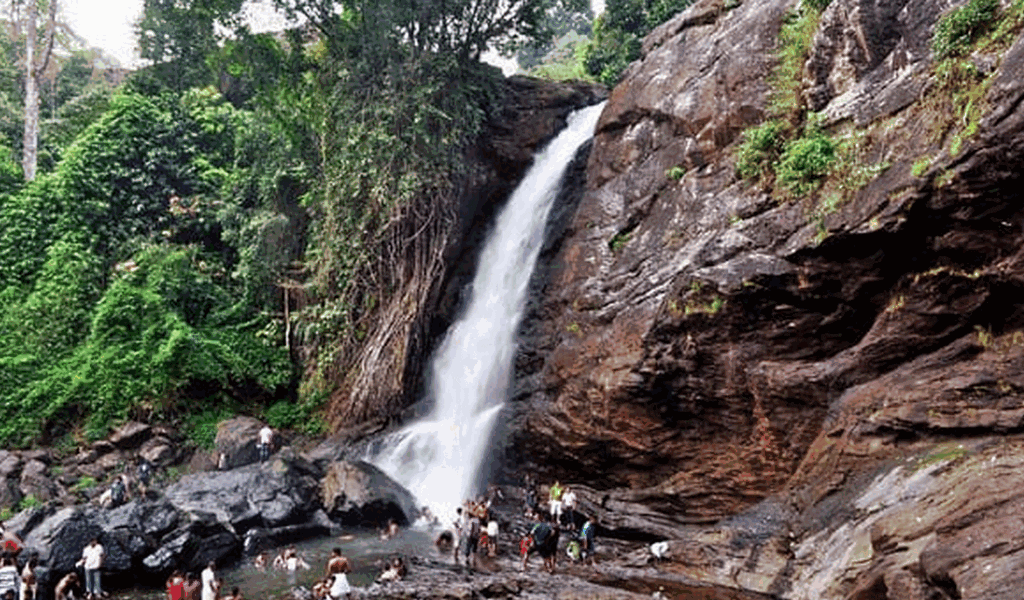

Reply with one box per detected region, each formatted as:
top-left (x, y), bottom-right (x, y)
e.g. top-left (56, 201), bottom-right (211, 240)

top-left (112, 529), bottom-right (436, 599)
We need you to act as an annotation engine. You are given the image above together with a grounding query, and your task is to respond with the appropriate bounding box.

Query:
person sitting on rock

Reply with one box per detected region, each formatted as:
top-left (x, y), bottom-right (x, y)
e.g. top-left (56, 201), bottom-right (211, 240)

top-left (0, 525), bottom-right (22, 558)
top-left (434, 530), bottom-right (453, 554)
top-left (54, 572), bottom-right (80, 600)
top-left (182, 573), bottom-right (200, 600)
top-left (311, 577), bottom-right (331, 600)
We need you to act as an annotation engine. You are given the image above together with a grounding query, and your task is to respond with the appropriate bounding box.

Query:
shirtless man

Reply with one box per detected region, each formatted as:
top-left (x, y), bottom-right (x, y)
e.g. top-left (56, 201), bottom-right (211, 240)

top-left (325, 548), bottom-right (351, 600)
top-left (54, 573), bottom-right (80, 600)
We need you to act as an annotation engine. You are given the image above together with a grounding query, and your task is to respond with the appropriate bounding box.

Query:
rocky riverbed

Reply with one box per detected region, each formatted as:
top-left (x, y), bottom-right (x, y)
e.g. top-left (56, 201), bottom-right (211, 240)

top-left (2, 416), bottom-right (773, 600)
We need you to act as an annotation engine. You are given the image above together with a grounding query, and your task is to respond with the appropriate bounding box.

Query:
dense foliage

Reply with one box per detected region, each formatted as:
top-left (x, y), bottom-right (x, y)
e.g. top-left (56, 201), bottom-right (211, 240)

top-left (0, 0), bottom-right (584, 447)
top-left (933, 0), bottom-right (1000, 59)
top-left (0, 86), bottom-right (297, 446)
top-left (582, 0), bottom-right (693, 86)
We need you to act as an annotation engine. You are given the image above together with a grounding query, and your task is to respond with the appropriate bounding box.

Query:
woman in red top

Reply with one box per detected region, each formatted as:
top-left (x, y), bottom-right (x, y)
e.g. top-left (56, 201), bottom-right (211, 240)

top-left (166, 570), bottom-right (185, 600)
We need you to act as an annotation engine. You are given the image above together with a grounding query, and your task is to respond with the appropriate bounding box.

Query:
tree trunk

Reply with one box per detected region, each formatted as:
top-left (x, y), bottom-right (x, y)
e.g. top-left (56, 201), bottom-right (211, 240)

top-left (21, 0), bottom-right (57, 182)
top-left (22, 0), bottom-right (38, 181)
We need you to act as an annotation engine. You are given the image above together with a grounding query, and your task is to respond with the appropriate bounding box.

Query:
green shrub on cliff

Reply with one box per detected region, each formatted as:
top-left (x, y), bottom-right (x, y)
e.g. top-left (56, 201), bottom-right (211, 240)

top-left (932, 0), bottom-right (999, 59)
top-left (735, 119), bottom-right (788, 181)
top-left (777, 127), bottom-right (837, 196)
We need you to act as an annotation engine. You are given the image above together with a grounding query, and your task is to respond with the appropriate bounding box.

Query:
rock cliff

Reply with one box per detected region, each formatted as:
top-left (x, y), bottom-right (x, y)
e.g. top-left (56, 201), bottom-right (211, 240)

top-left (504, 0), bottom-right (1024, 597)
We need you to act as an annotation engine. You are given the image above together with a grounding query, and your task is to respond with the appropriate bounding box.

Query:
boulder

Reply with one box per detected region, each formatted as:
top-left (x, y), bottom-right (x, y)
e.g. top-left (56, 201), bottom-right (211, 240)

top-left (320, 461), bottom-right (417, 527)
top-left (108, 421), bottom-right (152, 450)
top-left (214, 416), bottom-right (265, 470)
top-left (163, 448), bottom-right (321, 532)
top-left (142, 511), bottom-right (240, 574)
top-left (139, 435), bottom-right (177, 466)
top-left (22, 506), bottom-right (105, 574)
top-left (19, 459), bottom-right (58, 503)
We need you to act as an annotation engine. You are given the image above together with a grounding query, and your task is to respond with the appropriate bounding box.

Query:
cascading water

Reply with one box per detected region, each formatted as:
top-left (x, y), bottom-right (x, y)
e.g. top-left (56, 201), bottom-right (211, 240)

top-left (370, 101), bottom-right (606, 521)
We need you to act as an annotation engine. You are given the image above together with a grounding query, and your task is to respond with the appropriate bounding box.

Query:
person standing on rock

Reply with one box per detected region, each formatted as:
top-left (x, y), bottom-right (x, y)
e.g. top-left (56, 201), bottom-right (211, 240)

top-left (0, 554), bottom-right (20, 600)
top-left (20, 556), bottom-right (37, 600)
top-left (78, 538), bottom-right (105, 600)
top-left (548, 481), bottom-right (564, 525)
top-left (136, 457), bottom-right (153, 497)
top-left (257, 425), bottom-right (274, 462)
top-left (201, 562), bottom-right (218, 600)
top-left (579, 517), bottom-right (598, 565)
top-left (561, 486), bottom-right (578, 530)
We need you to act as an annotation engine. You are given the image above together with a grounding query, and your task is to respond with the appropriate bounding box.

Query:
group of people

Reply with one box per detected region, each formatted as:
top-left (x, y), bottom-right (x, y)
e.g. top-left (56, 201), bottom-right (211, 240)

top-left (434, 496), bottom-right (500, 569)
top-left (252, 546), bottom-right (311, 573)
top-left (519, 478), bottom-right (598, 573)
top-left (525, 478), bottom-right (578, 531)
top-left (164, 563), bottom-right (233, 600)
top-left (98, 457), bottom-right (154, 509)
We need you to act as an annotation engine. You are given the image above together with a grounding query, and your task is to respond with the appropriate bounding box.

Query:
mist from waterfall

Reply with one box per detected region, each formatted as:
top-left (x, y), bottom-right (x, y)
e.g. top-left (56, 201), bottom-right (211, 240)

top-left (370, 101), bottom-right (606, 522)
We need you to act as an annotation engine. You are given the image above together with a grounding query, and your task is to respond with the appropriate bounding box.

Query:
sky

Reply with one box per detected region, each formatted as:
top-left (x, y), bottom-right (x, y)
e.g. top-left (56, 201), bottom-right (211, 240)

top-left (61, 0), bottom-right (290, 68)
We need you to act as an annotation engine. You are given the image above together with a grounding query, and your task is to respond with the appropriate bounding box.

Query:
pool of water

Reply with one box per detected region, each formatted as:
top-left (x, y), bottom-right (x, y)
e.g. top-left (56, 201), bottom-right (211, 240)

top-left (114, 529), bottom-right (436, 599)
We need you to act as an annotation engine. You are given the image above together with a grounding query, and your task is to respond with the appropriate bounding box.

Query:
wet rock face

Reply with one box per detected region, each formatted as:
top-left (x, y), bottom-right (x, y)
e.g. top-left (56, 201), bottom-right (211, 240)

top-left (324, 75), bottom-right (607, 432)
top-left (509, 0), bottom-right (1024, 566)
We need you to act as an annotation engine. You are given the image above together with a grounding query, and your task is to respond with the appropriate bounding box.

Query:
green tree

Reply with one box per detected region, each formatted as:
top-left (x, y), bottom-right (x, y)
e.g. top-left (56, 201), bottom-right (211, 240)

top-left (583, 0), bottom-right (693, 85)
top-left (136, 0), bottom-right (246, 91)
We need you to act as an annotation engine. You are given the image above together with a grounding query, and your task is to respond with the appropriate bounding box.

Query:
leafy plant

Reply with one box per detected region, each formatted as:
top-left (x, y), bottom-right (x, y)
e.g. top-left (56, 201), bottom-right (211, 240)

top-left (777, 127), bottom-right (838, 197)
top-left (18, 494), bottom-right (41, 511)
top-left (609, 231), bottom-right (633, 252)
top-left (71, 476), bottom-right (98, 492)
top-left (186, 406), bottom-right (239, 449)
top-left (666, 165), bottom-right (686, 180)
top-left (932, 0), bottom-right (999, 59)
top-left (735, 119), bottom-right (788, 180)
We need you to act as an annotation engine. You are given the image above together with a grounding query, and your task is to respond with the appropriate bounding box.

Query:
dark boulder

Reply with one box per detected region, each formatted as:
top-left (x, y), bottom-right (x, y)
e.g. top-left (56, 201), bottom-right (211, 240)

top-left (214, 416), bottom-right (264, 470)
top-left (320, 461), bottom-right (418, 527)
top-left (163, 448), bottom-right (321, 531)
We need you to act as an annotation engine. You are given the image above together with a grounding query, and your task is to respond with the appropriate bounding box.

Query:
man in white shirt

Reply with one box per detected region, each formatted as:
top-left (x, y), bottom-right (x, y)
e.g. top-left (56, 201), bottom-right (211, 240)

top-left (200, 561), bottom-right (218, 600)
top-left (257, 425), bottom-right (274, 462)
top-left (79, 538), bottom-right (104, 599)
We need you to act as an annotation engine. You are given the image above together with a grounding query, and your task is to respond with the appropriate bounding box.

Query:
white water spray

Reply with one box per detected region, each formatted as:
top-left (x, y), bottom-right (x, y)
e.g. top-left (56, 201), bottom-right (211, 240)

top-left (370, 102), bottom-right (606, 522)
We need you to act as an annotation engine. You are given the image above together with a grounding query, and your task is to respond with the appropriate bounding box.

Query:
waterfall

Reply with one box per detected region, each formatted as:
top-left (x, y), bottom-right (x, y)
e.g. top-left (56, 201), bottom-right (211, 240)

top-left (370, 101), bottom-right (606, 522)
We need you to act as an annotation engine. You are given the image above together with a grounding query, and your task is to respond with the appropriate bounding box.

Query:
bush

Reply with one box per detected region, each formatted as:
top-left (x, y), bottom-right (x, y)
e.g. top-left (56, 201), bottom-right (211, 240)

top-left (933, 0), bottom-right (1000, 59)
top-left (777, 128), bottom-right (837, 196)
top-left (735, 119), bottom-right (789, 180)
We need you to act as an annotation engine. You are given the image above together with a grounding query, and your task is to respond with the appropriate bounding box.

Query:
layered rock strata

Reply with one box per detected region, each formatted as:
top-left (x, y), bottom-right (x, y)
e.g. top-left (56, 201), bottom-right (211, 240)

top-left (504, 0), bottom-right (1024, 597)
